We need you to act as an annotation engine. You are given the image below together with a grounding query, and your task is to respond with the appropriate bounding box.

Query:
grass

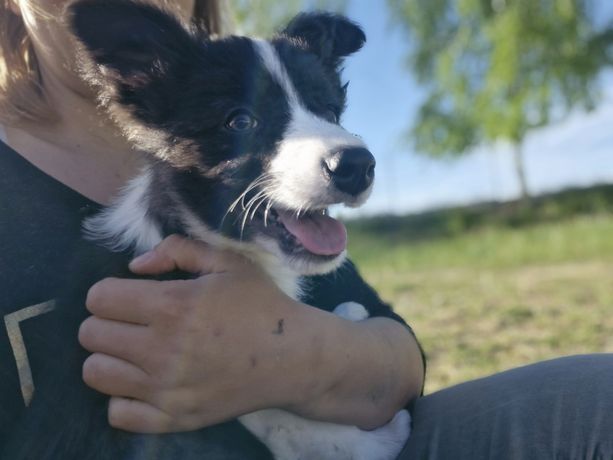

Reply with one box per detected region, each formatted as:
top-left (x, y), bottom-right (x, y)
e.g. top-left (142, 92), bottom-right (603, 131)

top-left (344, 186), bottom-right (613, 394)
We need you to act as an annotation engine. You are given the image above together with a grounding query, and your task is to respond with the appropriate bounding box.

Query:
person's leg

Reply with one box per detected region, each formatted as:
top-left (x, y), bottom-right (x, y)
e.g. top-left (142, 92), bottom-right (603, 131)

top-left (399, 354), bottom-right (613, 460)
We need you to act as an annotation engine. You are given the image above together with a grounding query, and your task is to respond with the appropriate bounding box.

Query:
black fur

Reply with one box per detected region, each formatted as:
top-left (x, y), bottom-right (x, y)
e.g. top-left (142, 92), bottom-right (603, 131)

top-left (282, 12), bottom-right (366, 69)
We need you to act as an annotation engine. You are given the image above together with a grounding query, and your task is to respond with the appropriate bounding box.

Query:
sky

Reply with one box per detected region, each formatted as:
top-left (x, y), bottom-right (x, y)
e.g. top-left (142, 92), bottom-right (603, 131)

top-left (334, 0), bottom-right (613, 217)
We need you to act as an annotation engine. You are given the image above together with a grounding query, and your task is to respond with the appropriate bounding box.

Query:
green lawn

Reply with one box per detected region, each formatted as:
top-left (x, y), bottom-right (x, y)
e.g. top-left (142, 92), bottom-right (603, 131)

top-left (345, 210), bottom-right (613, 394)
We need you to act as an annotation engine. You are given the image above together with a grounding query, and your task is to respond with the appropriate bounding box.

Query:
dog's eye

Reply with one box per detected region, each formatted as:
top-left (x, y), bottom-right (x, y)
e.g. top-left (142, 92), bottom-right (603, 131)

top-left (323, 105), bottom-right (340, 124)
top-left (226, 110), bottom-right (258, 132)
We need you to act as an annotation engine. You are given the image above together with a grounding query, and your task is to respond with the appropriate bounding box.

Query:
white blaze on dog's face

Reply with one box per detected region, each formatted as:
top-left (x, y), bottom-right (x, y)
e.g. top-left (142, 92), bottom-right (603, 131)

top-left (70, 1), bottom-right (375, 279)
top-left (250, 39), bottom-right (375, 275)
top-left (254, 40), bottom-right (371, 209)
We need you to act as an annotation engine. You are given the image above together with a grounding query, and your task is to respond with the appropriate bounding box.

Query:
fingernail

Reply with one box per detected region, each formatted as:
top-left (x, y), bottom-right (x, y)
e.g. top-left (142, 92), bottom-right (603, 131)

top-left (130, 251), bottom-right (154, 267)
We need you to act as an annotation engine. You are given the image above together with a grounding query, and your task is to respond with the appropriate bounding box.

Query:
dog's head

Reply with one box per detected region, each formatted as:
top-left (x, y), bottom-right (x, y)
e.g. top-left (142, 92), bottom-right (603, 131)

top-left (71, 0), bottom-right (374, 276)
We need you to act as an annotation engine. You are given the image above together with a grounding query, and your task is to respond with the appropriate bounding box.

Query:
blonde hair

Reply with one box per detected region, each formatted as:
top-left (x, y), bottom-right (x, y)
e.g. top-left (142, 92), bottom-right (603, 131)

top-left (0, 0), bottom-right (225, 127)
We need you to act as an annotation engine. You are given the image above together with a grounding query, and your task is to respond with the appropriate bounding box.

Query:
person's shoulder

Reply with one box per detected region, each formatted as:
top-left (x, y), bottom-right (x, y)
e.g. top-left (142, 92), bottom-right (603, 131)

top-left (0, 135), bottom-right (101, 315)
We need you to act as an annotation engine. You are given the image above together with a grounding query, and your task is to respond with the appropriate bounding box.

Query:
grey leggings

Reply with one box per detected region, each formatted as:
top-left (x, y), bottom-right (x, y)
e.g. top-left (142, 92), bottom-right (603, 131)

top-left (398, 354), bottom-right (613, 459)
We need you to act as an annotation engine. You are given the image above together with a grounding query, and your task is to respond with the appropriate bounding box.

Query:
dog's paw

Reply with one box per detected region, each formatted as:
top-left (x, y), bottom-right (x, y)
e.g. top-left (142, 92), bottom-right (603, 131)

top-left (241, 408), bottom-right (410, 460)
top-left (370, 410), bottom-right (412, 447)
top-left (351, 410), bottom-right (411, 460)
top-left (333, 301), bottom-right (369, 321)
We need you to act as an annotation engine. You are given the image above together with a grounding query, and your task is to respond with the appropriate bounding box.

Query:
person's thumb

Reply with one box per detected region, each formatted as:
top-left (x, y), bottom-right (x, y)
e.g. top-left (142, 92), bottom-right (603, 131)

top-left (129, 234), bottom-right (245, 275)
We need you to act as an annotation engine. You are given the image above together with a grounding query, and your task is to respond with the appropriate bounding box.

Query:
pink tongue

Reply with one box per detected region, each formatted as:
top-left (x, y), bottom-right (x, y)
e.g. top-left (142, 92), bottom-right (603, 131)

top-left (277, 210), bottom-right (347, 256)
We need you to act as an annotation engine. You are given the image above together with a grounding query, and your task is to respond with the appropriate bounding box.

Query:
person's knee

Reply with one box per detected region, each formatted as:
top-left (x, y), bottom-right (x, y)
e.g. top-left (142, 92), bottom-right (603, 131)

top-left (403, 354), bottom-right (613, 460)
top-left (517, 354), bottom-right (613, 394)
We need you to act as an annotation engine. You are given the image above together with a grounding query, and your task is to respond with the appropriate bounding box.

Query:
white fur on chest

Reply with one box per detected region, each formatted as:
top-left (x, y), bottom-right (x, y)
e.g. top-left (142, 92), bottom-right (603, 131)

top-left (83, 168), bottom-right (163, 255)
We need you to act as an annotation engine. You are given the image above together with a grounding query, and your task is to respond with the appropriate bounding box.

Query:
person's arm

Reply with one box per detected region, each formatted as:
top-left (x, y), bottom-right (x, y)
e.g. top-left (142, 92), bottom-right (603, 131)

top-left (285, 312), bottom-right (424, 429)
top-left (78, 235), bottom-right (424, 433)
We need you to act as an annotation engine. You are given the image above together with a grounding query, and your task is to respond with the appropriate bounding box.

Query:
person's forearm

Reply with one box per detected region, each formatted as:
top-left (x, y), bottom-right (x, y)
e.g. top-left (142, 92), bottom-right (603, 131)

top-left (281, 303), bottom-right (424, 430)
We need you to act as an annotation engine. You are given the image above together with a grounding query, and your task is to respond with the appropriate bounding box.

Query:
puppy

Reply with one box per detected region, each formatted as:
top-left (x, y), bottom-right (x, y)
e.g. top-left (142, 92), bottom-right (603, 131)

top-left (1, 1), bottom-right (411, 459)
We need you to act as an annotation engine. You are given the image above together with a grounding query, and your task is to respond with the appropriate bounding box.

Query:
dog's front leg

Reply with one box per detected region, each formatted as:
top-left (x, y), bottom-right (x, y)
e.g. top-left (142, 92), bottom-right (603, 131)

top-left (238, 302), bottom-right (411, 460)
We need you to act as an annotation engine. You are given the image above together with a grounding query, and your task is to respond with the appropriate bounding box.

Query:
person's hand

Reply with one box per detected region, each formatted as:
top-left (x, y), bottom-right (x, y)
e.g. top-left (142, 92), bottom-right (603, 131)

top-left (79, 235), bottom-right (424, 434)
top-left (78, 235), bottom-right (316, 433)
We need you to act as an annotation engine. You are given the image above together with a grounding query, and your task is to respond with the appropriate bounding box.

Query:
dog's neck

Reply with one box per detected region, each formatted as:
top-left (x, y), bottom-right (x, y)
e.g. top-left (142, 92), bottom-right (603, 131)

top-left (83, 167), bottom-right (163, 254)
top-left (83, 167), bottom-right (302, 299)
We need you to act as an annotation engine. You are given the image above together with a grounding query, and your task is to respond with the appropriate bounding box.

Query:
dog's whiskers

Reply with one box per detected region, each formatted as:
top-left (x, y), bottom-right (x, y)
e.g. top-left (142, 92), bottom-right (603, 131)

top-left (228, 175), bottom-right (272, 213)
top-left (249, 195), bottom-right (269, 222)
top-left (222, 174), bottom-right (275, 230)
top-left (264, 199), bottom-right (274, 227)
top-left (239, 188), bottom-right (272, 240)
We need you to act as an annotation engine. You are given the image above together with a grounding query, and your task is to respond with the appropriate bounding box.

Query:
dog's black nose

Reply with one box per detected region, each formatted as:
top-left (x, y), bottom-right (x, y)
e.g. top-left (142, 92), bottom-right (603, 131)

top-left (324, 147), bottom-right (376, 196)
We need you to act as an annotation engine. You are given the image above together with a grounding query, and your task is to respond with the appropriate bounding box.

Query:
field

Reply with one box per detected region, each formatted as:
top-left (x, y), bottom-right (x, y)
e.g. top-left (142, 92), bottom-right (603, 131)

top-left (344, 185), bottom-right (613, 394)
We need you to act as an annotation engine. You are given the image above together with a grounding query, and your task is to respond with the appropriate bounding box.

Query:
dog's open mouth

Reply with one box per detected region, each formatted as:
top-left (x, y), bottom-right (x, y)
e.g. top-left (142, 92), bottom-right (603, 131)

top-left (254, 207), bottom-right (347, 259)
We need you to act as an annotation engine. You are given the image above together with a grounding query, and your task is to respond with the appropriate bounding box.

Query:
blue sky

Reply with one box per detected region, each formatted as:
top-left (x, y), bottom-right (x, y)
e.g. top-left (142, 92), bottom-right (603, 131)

top-left (334, 0), bottom-right (613, 217)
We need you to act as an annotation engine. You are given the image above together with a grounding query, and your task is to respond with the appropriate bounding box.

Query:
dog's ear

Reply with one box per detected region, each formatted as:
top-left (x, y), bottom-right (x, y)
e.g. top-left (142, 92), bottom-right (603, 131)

top-left (68, 0), bottom-right (200, 85)
top-left (68, 0), bottom-right (209, 165)
top-left (282, 12), bottom-right (365, 68)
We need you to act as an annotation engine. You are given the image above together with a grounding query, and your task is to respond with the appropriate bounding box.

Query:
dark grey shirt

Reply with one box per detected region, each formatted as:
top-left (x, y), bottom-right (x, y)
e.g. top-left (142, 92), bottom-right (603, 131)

top-left (0, 140), bottom-right (100, 442)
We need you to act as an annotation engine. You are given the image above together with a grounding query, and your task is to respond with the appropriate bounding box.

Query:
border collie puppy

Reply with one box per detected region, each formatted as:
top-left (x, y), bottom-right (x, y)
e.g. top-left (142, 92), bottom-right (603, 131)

top-left (2, 1), bottom-right (411, 459)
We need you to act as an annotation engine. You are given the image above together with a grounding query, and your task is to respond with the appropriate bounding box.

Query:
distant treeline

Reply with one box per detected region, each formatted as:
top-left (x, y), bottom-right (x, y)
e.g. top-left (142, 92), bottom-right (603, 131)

top-left (346, 183), bottom-right (613, 242)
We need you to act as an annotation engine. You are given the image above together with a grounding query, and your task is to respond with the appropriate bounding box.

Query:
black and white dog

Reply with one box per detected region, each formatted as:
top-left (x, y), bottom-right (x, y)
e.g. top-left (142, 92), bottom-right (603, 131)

top-left (2, 1), bottom-right (411, 459)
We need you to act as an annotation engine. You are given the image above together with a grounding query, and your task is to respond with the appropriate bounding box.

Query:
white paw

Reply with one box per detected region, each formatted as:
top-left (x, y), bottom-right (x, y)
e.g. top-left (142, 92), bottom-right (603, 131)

top-left (351, 410), bottom-right (411, 460)
top-left (333, 301), bottom-right (369, 321)
top-left (371, 410), bottom-right (412, 448)
top-left (240, 408), bottom-right (410, 460)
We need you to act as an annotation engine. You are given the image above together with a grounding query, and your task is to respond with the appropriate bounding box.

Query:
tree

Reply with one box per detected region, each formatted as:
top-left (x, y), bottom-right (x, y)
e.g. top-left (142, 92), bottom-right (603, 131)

top-left (387, 0), bottom-right (613, 201)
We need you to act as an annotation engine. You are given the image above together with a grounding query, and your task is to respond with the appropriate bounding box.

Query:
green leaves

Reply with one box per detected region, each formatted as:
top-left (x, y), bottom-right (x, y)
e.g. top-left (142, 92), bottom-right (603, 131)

top-left (389, 0), bottom-right (609, 153)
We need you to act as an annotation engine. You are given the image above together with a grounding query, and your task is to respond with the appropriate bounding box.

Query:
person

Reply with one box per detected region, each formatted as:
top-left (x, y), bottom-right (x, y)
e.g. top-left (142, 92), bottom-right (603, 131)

top-left (0, 0), bottom-right (423, 447)
top-left (0, 1), bottom-right (611, 459)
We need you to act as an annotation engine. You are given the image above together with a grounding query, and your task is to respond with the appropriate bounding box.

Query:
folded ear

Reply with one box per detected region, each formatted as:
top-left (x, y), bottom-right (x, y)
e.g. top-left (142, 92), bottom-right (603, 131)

top-left (67, 0), bottom-right (208, 164)
top-left (282, 12), bottom-right (366, 68)
top-left (68, 0), bottom-right (200, 84)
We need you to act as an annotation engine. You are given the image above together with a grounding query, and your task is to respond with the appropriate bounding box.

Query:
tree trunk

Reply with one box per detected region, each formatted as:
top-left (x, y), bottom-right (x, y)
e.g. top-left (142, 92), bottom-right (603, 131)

top-left (512, 142), bottom-right (530, 204)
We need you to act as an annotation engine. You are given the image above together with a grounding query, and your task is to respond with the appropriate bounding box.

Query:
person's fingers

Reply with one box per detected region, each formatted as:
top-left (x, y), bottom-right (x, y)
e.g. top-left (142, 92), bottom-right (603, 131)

top-left (79, 316), bottom-right (149, 364)
top-left (86, 277), bottom-right (162, 325)
top-left (129, 234), bottom-right (249, 276)
top-left (108, 397), bottom-right (184, 433)
top-left (82, 353), bottom-right (149, 400)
